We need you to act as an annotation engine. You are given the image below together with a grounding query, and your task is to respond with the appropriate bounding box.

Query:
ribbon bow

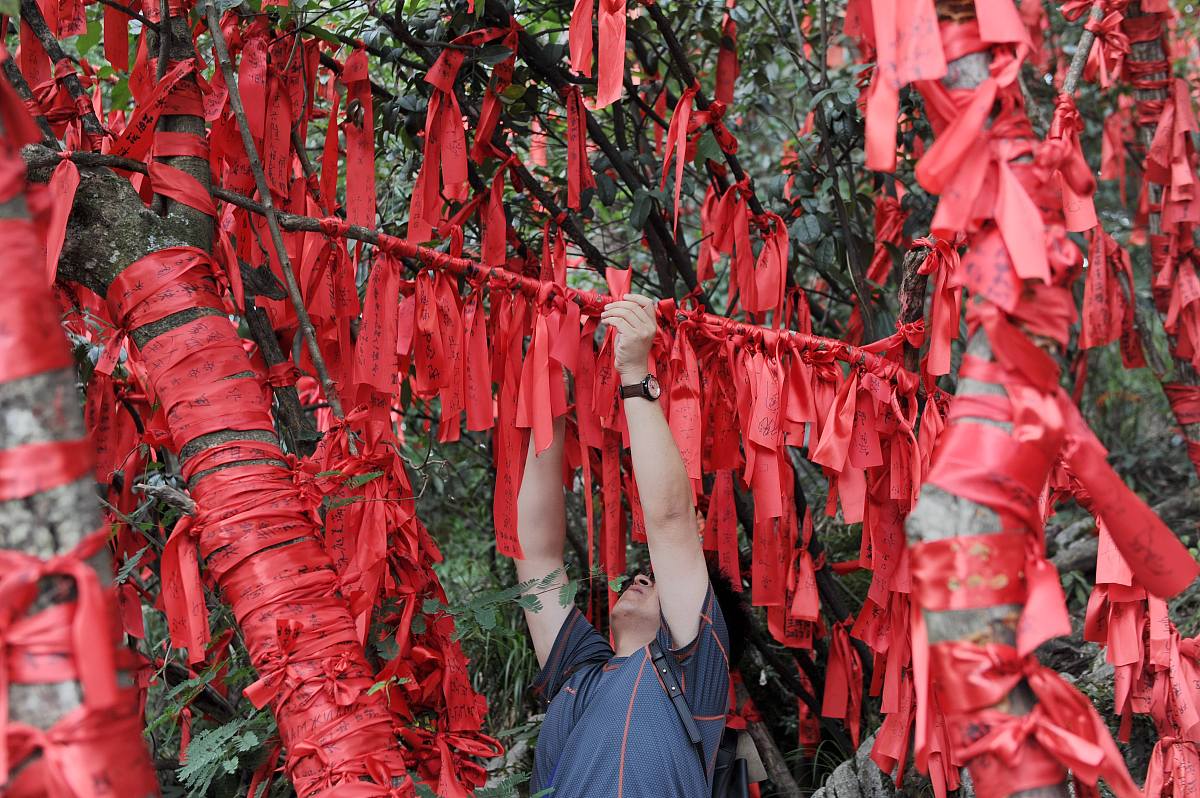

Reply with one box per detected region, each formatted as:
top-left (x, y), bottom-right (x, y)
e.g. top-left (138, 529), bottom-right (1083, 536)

top-left (1034, 96), bottom-right (1098, 233)
top-left (1083, 3), bottom-right (1129, 87)
top-left (923, 642), bottom-right (1139, 798)
top-left (0, 531), bottom-right (119, 782)
top-left (243, 619), bottom-right (305, 709)
top-left (914, 235), bottom-right (962, 377)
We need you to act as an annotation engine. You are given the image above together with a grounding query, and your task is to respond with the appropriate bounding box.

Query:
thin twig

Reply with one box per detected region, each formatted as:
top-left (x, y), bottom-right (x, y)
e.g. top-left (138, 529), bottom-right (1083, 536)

top-left (156, 0), bottom-right (171, 81)
top-left (95, 0), bottom-right (158, 31)
top-left (1061, 3), bottom-right (1106, 96)
top-left (205, 1), bottom-right (348, 425)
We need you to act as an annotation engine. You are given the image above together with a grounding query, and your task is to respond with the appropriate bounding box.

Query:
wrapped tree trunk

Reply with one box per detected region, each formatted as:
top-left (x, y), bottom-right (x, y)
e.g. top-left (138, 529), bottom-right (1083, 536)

top-left (0, 97), bottom-right (158, 796)
top-left (1120, 3), bottom-right (1200, 479)
top-left (20, 13), bottom-right (412, 791)
top-left (900, 2), bottom-right (1196, 797)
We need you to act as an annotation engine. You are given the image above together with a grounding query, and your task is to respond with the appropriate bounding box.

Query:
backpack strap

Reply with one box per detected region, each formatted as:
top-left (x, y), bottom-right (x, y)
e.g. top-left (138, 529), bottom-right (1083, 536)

top-left (648, 639), bottom-right (703, 746)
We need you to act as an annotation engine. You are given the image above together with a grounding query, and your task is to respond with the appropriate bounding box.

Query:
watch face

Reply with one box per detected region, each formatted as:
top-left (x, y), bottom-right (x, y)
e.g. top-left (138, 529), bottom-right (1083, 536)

top-left (644, 375), bottom-right (662, 399)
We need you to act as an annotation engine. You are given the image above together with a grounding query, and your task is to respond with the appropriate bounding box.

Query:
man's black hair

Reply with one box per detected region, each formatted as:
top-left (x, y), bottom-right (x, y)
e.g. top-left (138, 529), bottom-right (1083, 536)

top-left (706, 557), bottom-right (749, 668)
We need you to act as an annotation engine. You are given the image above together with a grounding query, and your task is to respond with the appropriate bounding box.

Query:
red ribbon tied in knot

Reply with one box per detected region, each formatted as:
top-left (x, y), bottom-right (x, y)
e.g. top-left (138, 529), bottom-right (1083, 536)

top-left (914, 235), bottom-right (962, 377)
top-left (930, 642), bottom-right (1140, 798)
top-left (0, 530), bottom-right (120, 782)
top-left (689, 100), bottom-right (739, 156)
top-left (1082, 3), bottom-right (1129, 88)
top-left (243, 619), bottom-right (305, 709)
top-left (1038, 94), bottom-right (1098, 232)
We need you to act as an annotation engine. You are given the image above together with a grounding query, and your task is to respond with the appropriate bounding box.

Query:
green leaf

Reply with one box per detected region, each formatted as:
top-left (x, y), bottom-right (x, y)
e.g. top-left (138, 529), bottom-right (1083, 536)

top-left (692, 130), bottom-right (722, 165)
top-left (536, 568), bottom-right (563, 589)
top-left (474, 605), bottom-right (497, 630)
top-left (517, 593), bottom-right (543, 612)
top-left (630, 188), bottom-right (654, 230)
top-left (608, 575), bottom-right (628, 593)
top-left (807, 86), bottom-right (839, 113)
top-left (476, 44), bottom-right (514, 65)
top-left (594, 171), bottom-right (617, 206)
top-left (76, 15), bottom-right (102, 57)
top-left (347, 470), bottom-right (385, 487)
top-left (790, 214), bottom-right (822, 246)
top-left (115, 545), bottom-right (150, 584)
top-left (557, 579), bottom-right (579, 608)
top-left (0, 0), bottom-right (17, 17)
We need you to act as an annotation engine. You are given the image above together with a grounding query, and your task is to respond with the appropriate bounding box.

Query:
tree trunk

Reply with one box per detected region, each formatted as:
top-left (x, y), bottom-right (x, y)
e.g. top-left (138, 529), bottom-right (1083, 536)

top-left (0, 114), bottom-right (158, 796)
top-left (1122, 3), bottom-right (1200, 474)
top-left (903, 7), bottom-right (1070, 798)
top-left (20, 24), bottom-right (410, 783)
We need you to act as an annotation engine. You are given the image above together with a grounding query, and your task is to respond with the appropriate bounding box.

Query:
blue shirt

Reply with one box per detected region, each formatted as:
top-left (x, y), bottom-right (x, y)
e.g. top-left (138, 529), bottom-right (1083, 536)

top-left (530, 586), bottom-right (730, 798)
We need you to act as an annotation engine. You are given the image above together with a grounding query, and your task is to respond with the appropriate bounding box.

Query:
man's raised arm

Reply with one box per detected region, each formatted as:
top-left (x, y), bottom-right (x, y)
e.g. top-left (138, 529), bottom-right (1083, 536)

top-left (601, 294), bottom-right (709, 649)
top-left (515, 416), bottom-right (573, 667)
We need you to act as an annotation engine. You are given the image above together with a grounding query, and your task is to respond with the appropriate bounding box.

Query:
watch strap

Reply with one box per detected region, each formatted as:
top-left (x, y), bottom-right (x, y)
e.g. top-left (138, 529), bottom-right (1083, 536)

top-left (619, 382), bottom-right (645, 399)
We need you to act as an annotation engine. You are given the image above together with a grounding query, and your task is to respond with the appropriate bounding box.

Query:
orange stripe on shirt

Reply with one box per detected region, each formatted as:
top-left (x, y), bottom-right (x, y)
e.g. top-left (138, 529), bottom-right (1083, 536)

top-left (617, 652), bottom-right (649, 798)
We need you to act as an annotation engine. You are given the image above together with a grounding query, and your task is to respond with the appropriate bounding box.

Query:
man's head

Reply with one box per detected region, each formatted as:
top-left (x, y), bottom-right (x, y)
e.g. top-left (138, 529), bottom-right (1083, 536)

top-left (609, 570), bottom-right (661, 654)
top-left (609, 560), bottom-right (749, 665)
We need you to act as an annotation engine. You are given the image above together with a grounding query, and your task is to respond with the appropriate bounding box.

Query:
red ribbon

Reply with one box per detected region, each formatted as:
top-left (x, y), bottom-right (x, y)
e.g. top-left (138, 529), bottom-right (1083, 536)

top-left (1080, 227), bottom-right (1145, 368)
top-left (1083, 4), bottom-right (1129, 87)
top-left (342, 48), bottom-right (377, 229)
top-left (862, 0), bottom-right (947, 172)
top-left (914, 235), bottom-right (962, 377)
top-left (569, 0), bottom-right (596, 76)
top-left (937, 644), bottom-right (1139, 798)
top-left (661, 85), bottom-right (698, 233)
top-left (564, 85), bottom-right (596, 211)
top-left (595, 0), bottom-right (627, 108)
top-left (715, 13), bottom-right (740, 106)
top-left (822, 620), bottom-right (864, 747)
top-left (1039, 94), bottom-right (1097, 233)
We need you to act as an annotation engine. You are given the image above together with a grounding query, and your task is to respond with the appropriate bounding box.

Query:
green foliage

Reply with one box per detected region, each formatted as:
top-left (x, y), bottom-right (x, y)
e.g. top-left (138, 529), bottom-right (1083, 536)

top-left (175, 710), bottom-right (275, 798)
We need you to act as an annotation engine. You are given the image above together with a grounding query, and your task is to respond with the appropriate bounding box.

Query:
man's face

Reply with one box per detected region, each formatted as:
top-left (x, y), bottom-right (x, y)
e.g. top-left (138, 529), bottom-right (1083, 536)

top-left (610, 572), bottom-right (660, 649)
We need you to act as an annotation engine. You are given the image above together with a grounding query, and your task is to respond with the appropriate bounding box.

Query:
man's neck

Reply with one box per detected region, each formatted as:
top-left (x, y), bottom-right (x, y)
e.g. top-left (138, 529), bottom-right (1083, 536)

top-left (613, 631), bottom-right (656, 658)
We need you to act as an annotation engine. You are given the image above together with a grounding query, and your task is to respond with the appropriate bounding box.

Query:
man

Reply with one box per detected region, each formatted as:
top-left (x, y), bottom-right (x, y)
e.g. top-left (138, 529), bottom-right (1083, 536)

top-left (515, 293), bottom-right (743, 797)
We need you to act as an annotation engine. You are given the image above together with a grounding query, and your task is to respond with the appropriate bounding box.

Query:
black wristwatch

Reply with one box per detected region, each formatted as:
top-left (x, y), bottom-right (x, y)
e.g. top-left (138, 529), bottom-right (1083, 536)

top-left (620, 374), bottom-right (662, 401)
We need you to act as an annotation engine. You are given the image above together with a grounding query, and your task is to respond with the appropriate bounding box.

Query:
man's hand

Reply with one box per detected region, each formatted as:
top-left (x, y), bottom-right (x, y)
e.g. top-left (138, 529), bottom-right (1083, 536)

top-left (600, 294), bottom-right (657, 382)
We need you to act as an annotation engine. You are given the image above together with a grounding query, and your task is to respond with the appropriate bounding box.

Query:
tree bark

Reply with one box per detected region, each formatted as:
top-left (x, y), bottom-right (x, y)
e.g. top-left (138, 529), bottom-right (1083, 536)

top-left (902, 11), bottom-right (1069, 798)
top-left (0, 114), bottom-right (158, 796)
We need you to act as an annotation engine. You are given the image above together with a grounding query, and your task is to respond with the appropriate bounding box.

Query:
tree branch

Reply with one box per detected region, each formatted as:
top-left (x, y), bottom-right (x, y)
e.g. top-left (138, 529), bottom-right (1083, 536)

top-left (206, 2), bottom-right (348, 423)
